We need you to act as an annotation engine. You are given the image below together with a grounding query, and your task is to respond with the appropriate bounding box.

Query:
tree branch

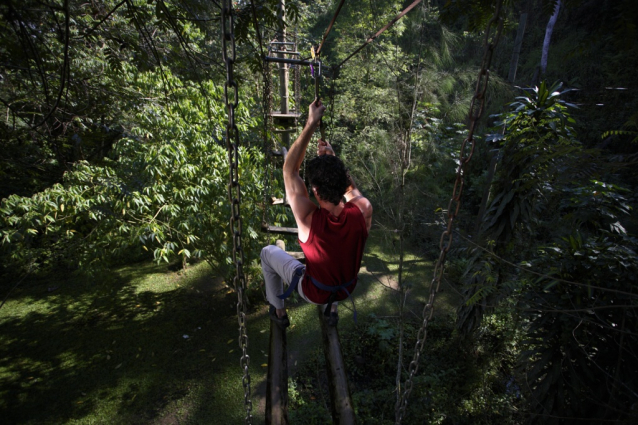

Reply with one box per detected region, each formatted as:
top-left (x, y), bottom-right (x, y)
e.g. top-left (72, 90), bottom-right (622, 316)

top-left (455, 231), bottom-right (638, 299)
top-left (76, 0), bottom-right (127, 39)
top-left (32, 0), bottom-right (70, 129)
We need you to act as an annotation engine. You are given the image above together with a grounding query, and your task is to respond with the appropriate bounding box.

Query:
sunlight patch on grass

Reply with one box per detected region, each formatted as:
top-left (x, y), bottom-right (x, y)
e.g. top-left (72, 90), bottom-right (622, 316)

top-left (0, 230), bottom-right (458, 424)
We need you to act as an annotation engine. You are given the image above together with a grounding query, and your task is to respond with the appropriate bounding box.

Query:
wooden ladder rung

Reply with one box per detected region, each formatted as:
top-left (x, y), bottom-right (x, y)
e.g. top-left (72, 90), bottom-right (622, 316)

top-left (271, 198), bottom-right (290, 207)
top-left (271, 51), bottom-right (301, 56)
top-left (287, 251), bottom-right (306, 263)
top-left (271, 147), bottom-right (288, 158)
top-left (262, 224), bottom-right (299, 235)
top-left (269, 112), bottom-right (301, 119)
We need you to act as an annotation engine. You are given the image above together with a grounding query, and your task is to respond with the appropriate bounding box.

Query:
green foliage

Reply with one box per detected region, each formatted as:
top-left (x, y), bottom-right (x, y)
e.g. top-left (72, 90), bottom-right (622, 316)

top-left (458, 81), bottom-right (580, 332)
top-left (559, 180), bottom-right (631, 234)
top-left (521, 234), bottom-right (638, 423)
top-left (602, 111), bottom-right (638, 144)
top-left (456, 79), bottom-right (637, 421)
top-left (1, 70), bottom-right (264, 282)
top-left (289, 313), bottom-right (523, 424)
top-left (482, 81), bottom-right (579, 243)
top-left (0, 0), bottom-right (223, 199)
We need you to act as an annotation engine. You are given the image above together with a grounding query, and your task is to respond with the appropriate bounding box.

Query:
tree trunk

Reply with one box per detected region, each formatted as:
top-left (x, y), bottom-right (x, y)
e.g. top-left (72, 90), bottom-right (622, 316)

top-left (474, 151), bottom-right (499, 237)
top-left (508, 12), bottom-right (528, 83)
top-left (540, 0), bottom-right (561, 75)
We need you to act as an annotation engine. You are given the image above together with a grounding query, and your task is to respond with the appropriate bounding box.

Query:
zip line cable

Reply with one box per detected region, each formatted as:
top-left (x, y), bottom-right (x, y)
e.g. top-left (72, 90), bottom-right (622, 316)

top-left (312, 0), bottom-right (421, 143)
top-left (315, 0), bottom-right (347, 56)
top-left (333, 0), bottom-right (422, 71)
top-left (249, 0), bottom-right (265, 58)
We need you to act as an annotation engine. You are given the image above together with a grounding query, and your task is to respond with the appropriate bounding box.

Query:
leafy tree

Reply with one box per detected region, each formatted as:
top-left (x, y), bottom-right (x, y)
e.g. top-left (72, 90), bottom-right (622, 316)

top-left (455, 81), bottom-right (638, 421)
top-left (1, 69), bottom-right (265, 282)
top-left (521, 232), bottom-right (638, 423)
top-left (458, 81), bottom-right (580, 331)
top-left (0, 0), bottom-right (224, 199)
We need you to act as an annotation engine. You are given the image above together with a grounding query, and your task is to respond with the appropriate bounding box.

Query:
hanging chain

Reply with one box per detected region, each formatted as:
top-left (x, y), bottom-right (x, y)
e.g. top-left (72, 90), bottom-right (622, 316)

top-left (220, 1), bottom-right (253, 423)
top-left (394, 1), bottom-right (504, 423)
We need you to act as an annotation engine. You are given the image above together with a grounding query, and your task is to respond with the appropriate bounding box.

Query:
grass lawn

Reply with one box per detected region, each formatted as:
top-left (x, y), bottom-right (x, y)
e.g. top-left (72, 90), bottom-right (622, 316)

top-left (0, 230), bottom-right (458, 424)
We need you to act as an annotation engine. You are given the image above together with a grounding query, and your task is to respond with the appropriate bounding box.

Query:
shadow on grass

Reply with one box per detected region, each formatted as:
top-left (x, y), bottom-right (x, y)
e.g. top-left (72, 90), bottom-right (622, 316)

top-left (0, 261), bottom-right (272, 424)
top-left (0, 229), bottom-right (459, 424)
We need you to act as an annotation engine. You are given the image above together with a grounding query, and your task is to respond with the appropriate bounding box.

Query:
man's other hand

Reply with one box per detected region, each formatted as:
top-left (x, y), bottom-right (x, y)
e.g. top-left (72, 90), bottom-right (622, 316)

top-left (317, 139), bottom-right (335, 156)
top-left (307, 99), bottom-right (326, 127)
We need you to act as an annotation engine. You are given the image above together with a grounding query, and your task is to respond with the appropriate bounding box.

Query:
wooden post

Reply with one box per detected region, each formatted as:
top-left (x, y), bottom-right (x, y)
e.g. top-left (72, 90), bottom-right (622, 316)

top-left (507, 12), bottom-right (528, 84)
top-left (277, 0), bottom-right (290, 148)
top-left (266, 318), bottom-right (288, 424)
top-left (266, 239), bottom-right (289, 425)
top-left (318, 306), bottom-right (356, 424)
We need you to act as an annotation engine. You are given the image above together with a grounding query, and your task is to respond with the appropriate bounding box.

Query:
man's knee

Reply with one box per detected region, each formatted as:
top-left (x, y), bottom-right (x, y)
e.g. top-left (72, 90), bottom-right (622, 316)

top-left (261, 245), bottom-right (278, 264)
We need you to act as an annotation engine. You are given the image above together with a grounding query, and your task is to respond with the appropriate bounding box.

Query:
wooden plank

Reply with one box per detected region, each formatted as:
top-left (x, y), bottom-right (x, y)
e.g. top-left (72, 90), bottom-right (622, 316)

top-left (287, 251), bottom-right (305, 263)
top-left (271, 147), bottom-right (288, 158)
top-left (266, 316), bottom-right (289, 425)
top-left (269, 112), bottom-right (301, 119)
top-left (264, 56), bottom-right (313, 66)
top-left (271, 197), bottom-right (290, 207)
top-left (262, 224), bottom-right (299, 236)
top-left (318, 306), bottom-right (356, 424)
top-left (274, 240), bottom-right (305, 263)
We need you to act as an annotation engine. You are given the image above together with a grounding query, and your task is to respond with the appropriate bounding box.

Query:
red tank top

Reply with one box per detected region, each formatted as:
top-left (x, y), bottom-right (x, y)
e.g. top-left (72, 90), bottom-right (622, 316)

top-left (300, 202), bottom-right (368, 304)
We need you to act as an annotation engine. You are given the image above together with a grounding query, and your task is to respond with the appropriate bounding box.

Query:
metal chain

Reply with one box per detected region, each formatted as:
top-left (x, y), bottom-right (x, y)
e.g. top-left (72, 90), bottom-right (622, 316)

top-left (394, 1), bottom-right (504, 423)
top-left (220, 1), bottom-right (253, 423)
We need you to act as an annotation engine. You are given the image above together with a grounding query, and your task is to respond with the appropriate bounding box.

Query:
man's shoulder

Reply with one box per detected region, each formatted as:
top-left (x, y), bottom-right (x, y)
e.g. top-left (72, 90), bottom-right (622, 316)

top-left (346, 196), bottom-right (372, 232)
top-left (347, 196), bottom-right (372, 213)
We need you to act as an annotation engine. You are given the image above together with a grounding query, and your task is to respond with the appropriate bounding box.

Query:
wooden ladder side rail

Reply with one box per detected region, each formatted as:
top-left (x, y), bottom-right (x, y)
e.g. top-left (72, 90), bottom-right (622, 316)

top-left (318, 306), bottom-right (356, 425)
top-left (266, 319), bottom-right (289, 425)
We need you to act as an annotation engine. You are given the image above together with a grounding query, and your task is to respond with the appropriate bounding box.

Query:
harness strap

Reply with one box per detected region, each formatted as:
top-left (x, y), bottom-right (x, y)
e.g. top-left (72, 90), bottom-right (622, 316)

top-left (277, 266), bottom-right (305, 300)
top-left (309, 275), bottom-right (357, 322)
top-left (276, 267), bottom-right (358, 323)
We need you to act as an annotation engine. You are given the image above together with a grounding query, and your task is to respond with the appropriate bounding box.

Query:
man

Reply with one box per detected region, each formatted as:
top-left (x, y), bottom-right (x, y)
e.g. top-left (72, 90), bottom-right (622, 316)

top-left (260, 99), bottom-right (373, 327)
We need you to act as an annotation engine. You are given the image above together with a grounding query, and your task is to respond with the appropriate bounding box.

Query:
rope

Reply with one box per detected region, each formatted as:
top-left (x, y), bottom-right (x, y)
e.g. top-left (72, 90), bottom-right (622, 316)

top-left (334, 0), bottom-right (422, 71)
top-left (315, 0), bottom-right (347, 56)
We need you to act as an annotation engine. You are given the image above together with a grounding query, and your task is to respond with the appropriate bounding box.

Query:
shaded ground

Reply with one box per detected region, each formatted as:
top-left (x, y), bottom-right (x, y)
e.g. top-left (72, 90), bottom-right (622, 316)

top-left (0, 230), bottom-right (456, 424)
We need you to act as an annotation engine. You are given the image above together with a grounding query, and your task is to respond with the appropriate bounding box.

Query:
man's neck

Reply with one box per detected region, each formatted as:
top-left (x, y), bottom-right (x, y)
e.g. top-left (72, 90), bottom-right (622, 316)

top-left (318, 199), bottom-right (344, 218)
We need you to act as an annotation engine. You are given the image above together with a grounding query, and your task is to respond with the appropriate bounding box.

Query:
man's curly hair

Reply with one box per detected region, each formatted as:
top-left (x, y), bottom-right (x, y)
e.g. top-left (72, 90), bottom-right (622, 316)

top-left (306, 155), bottom-right (350, 206)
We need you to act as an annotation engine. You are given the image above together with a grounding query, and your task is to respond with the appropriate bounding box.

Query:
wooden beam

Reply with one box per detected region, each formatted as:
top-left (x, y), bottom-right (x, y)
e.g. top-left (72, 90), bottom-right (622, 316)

top-left (318, 306), bottom-right (356, 424)
top-left (261, 224), bottom-right (299, 236)
top-left (267, 237), bottom-right (289, 424)
top-left (266, 318), bottom-right (289, 425)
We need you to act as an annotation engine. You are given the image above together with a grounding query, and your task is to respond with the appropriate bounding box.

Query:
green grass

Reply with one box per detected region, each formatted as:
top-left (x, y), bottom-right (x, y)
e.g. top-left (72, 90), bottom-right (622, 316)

top-left (0, 230), bottom-right (458, 424)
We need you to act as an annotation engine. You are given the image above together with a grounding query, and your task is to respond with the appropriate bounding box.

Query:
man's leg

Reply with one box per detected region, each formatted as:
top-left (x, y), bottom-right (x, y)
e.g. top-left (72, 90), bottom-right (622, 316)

top-left (261, 245), bottom-right (304, 318)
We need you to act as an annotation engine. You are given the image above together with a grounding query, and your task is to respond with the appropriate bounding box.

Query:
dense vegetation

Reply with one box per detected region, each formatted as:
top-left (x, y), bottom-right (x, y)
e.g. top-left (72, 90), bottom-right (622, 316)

top-left (1, 0), bottom-right (637, 423)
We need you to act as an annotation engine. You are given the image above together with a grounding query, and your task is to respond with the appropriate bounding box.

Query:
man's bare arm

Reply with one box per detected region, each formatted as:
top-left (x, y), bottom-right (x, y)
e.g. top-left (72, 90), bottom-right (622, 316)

top-left (344, 174), bottom-right (373, 231)
top-left (283, 100), bottom-right (326, 238)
